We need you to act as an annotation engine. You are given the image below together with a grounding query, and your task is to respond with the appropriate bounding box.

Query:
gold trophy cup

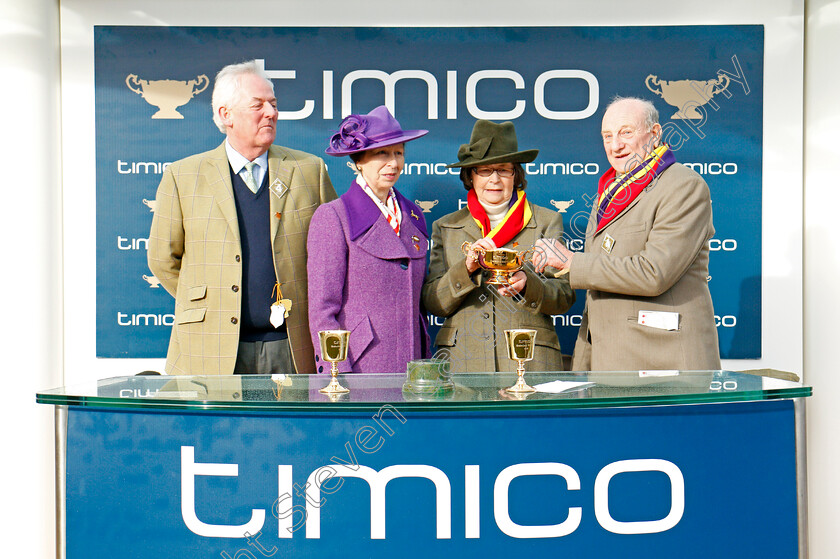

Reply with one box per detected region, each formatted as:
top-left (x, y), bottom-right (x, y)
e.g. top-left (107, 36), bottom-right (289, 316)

top-left (318, 330), bottom-right (351, 395)
top-left (461, 241), bottom-right (532, 286)
top-left (504, 329), bottom-right (537, 394)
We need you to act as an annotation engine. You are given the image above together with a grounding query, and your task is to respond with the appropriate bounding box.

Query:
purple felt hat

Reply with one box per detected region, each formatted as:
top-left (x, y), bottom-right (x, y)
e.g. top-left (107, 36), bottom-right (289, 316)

top-left (325, 105), bottom-right (428, 156)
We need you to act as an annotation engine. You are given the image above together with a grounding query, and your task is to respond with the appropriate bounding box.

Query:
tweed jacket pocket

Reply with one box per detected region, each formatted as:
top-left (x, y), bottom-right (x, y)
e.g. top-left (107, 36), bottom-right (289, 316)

top-left (177, 307), bottom-right (206, 325)
top-left (619, 219), bottom-right (648, 233)
top-left (187, 285), bottom-right (207, 301)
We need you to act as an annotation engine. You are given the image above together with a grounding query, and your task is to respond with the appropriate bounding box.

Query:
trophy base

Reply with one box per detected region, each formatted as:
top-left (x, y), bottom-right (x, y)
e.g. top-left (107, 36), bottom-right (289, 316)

top-left (486, 271), bottom-right (513, 286)
top-left (319, 378), bottom-right (350, 395)
top-left (505, 382), bottom-right (536, 395)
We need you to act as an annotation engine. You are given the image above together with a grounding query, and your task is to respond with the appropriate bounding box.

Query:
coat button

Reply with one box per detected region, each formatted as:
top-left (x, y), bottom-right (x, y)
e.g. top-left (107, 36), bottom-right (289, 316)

top-left (235, 255), bottom-right (241, 262)
top-left (400, 261), bottom-right (408, 270)
top-left (482, 312), bottom-right (489, 319)
top-left (530, 302), bottom-right (537, 308)
top-left (230, 317), bottom-right (238, 324)
top-left (318, 365), bottom-right (324, 373)
top-left (231, 285), bottom-right (239, 292)
top-left (455, 282), bottom-right (462, 289)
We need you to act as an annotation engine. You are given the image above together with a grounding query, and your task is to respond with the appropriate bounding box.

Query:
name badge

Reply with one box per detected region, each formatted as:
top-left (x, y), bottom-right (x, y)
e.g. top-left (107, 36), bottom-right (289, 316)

top-left (638, 310), bottom-right (679, 331)
top-left (601, 234), bottom-right (616, 254)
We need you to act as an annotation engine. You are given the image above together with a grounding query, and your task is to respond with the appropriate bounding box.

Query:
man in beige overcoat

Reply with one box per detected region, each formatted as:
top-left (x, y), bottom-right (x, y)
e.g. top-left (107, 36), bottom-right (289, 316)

top-left (533, 97), bottom-right (720, 372)
top-left (148, 61), bottom-right (336, 375)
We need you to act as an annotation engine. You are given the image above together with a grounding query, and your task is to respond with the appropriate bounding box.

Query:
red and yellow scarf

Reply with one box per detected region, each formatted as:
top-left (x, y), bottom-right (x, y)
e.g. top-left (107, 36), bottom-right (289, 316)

top-left (596, 145), bottom-right (676, 232)
top-left (467, 188), bottom-right (532, 247)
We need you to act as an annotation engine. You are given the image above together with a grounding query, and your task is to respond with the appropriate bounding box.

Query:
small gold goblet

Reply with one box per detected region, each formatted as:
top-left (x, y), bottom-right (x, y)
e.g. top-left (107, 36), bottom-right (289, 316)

top-left (318, 330), bottom-right (351, 395)
top-left (504, 329), bottom-right (537, 394)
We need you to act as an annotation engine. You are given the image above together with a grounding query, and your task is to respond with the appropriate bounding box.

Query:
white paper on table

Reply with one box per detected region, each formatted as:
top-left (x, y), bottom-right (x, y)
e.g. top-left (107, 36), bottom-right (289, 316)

top-left (639, 370), bottom-right (679, 377)
top-left (533, 380), bottom-right (595, 394)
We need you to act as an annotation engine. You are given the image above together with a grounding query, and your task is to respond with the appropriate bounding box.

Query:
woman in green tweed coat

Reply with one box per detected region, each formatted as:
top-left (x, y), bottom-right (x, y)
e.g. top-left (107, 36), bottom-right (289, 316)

top-left (421, 120), bottom-right (575, 373)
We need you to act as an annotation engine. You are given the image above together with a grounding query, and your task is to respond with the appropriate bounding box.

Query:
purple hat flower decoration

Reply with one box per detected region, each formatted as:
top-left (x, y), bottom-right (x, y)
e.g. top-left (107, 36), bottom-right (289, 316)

top-left (330, 114), bottom-right (370, 153)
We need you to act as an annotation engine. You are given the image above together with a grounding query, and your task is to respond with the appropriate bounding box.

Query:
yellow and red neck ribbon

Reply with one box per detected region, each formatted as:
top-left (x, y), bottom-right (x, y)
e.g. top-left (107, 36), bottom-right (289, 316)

top-left (468, 188), bottom-right (532, 248)
top-left (596, 145), bottom-right (676, 232)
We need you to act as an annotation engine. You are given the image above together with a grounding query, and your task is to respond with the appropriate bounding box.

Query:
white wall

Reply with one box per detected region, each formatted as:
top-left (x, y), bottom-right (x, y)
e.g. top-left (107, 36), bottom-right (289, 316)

top-left (0, 0), bottom-right (62, 556)
top-left (803, 0), bottom-right (840, 556)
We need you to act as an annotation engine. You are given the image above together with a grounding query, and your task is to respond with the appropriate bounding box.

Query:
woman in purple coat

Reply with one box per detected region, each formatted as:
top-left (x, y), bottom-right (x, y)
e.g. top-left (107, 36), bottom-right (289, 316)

top-left (307, 106), bottom-right (431, 373)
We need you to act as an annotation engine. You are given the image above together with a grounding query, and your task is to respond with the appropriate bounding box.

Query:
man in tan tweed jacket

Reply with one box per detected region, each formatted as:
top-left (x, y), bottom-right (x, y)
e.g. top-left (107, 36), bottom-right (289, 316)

top-left (148, 61), bottom-right (336, 375)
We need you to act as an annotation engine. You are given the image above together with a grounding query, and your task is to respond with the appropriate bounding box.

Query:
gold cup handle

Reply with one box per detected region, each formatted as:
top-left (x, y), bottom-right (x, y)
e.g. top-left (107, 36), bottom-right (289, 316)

top-left (516, 246), bottom-right (535, 267)
top-left (461, 241), bottom-right (486, 261)
top-left (645, 74), bottom-right (663, 97)
top-left (460, 240), bottom-right (473, 256)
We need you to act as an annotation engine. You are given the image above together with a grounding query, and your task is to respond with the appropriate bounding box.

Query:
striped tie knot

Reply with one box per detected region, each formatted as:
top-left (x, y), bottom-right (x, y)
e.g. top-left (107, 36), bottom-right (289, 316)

top-left (242, 161), bottom-right (259, 193)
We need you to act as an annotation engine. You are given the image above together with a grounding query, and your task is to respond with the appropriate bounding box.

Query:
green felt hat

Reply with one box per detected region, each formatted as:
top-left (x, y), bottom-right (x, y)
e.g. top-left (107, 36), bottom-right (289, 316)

top-left (447, 120), bottom-right (539, 168)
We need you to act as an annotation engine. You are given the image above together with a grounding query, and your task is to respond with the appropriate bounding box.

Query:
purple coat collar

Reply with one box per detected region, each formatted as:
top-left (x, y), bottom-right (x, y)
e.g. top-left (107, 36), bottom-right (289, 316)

top-left (341, 180), bottom-right (428, 241)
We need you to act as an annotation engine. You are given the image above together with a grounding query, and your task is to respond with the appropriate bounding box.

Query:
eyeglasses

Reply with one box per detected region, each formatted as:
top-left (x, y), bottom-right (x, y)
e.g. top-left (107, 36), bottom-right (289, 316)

top-left (472, 167), bottom-right (515, 178)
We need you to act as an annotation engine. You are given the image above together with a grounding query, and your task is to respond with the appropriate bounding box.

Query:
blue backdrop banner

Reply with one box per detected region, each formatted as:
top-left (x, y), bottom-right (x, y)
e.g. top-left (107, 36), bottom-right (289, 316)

top-left (94, 25), bottom-right (763, 359)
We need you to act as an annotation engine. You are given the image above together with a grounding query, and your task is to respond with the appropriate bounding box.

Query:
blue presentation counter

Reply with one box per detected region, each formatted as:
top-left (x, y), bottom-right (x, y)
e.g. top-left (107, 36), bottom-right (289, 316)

top-left (37, 369), bottom-right (810, 558)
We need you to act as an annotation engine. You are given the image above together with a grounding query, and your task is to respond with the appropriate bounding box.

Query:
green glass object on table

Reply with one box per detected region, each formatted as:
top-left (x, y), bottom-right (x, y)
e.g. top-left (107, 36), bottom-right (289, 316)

top-left (402, 358), bottom-right (453, 399)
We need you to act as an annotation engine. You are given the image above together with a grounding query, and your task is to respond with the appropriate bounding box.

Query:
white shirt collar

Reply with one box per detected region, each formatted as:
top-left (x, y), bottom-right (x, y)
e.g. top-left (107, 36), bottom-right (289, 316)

top-left (225, 140), bottom-right (269, 186)
top-left (355, 175), bottom-right (402, 234)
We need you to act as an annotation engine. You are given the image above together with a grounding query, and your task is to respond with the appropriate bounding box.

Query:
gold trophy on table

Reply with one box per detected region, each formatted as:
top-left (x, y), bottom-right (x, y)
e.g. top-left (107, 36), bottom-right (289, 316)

top-left (504, 329), bottom-right (537, 394)
top-left (461, 241), bottom-right (532, 286)
top-left (318, 330), bottom-right (351, 395)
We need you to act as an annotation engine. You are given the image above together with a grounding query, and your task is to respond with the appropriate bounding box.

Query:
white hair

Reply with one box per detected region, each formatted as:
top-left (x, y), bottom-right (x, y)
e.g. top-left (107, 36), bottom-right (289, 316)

top-left (606, 96), bottom-right (660, 131)
top-left (211, 60), bottom-right (274, 133)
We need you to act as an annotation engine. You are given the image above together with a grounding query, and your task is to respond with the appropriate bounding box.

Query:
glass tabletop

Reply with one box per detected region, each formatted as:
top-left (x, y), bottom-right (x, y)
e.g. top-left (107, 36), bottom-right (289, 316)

top-left (36, 369), bottom-right (810, 412)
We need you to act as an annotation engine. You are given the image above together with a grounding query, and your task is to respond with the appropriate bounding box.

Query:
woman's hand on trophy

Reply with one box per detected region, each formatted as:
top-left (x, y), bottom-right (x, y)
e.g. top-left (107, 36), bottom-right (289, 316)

top-left (498, 271), bottom-right (526, 297)
top-left (465, 237), bottom-right (498, 274)
top-left (532, 238), bottom-right (573, 274)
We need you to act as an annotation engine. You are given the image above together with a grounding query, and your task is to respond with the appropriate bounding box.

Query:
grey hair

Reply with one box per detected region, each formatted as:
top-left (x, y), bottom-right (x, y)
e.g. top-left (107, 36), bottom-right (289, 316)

top-left (606, 96), bottom-right (660, 131)
top-left (211, 60), bottom-right (274, 133)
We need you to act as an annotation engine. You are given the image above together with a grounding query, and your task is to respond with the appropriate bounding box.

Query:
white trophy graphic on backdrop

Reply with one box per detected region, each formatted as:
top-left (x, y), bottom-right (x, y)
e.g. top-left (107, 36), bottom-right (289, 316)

top-left (549, 199), bottom-right (574, 213)
top-left (142, 274), bottom-right (161, 289)
top-left (126, 73), bottom-right (209, 119)
top-left (415, 199), bottom-right (439, 213)
top-left (645, 73), bottom-right (730, 120)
